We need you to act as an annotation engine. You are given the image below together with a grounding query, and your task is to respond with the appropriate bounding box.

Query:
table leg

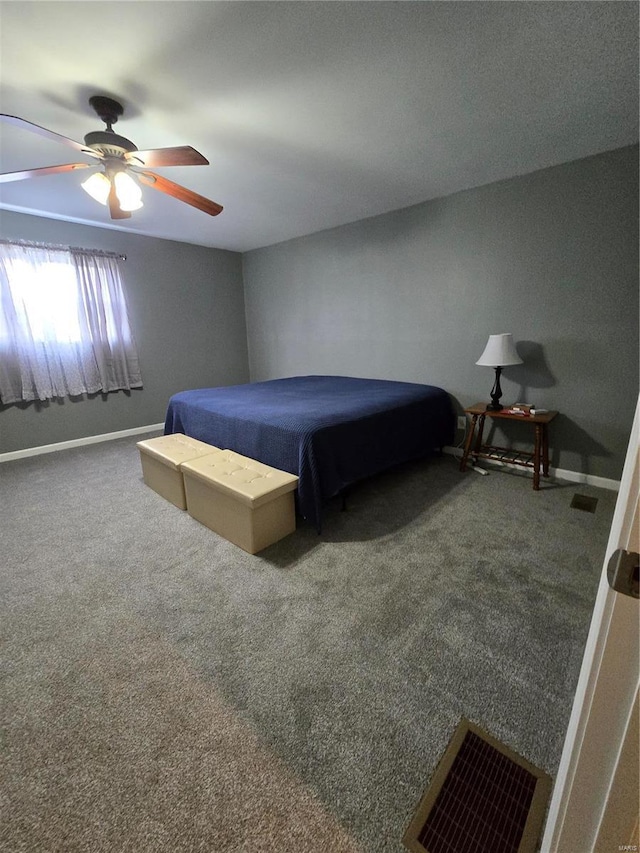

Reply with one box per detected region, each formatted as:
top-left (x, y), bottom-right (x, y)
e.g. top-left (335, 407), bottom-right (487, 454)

top-left (460, 414), bottom-right (478, 472)
top-left (533, 423), bottom-right (542, 490)
top-left (542, 424), bottom-right (550, 477)
top-left (474, 414), bottom-right (486, 459)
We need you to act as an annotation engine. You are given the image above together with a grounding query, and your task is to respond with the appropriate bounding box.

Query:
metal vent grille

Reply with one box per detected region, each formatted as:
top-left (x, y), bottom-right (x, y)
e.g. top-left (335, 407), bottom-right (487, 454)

top-left (403, 719), bottom-right (551, 853)
top-left (570, 493), bottom-right (598, 513)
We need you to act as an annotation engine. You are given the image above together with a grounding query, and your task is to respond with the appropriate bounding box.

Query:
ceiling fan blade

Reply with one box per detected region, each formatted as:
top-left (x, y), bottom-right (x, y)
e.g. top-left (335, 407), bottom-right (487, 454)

top-left (0, 162), bottom-right (94, 183)
top-left (108, 181), bottom-right (131, 220)
top-left (137, 170), bottom-right (223, 216)
top-left (0, 114), bottom-right (103, 159)
top-left (126, 146), bottom-right (209, 168)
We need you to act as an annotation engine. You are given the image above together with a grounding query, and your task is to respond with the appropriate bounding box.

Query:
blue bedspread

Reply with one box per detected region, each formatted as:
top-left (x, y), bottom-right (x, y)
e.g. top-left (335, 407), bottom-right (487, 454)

top-left (165, 375), bottom-right (454, 531)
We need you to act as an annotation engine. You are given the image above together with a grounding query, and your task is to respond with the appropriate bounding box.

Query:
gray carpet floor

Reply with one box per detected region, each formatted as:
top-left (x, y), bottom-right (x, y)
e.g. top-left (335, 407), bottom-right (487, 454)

top-left (1, 436), bottom-right (616, 852)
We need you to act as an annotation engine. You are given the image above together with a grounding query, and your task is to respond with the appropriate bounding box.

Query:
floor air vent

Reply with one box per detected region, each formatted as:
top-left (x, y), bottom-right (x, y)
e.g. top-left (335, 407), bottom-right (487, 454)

top-left (570, 493), bottom-right (598, 513)
top-left (403, 718), bottom-right (551, 853)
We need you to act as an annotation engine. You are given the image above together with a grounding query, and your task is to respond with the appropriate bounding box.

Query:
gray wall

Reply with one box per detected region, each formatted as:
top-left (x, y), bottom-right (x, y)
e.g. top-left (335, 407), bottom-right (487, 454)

top-left (0, 211), bottom-right (249, 453)
top-left (2, 146), bottom-right (637, 478)
top-left (243, 145), bottom-right (639, 481)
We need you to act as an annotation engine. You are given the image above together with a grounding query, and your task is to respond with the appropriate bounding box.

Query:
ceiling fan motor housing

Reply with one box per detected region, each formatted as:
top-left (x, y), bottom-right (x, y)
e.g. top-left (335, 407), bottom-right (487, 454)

top-left (83, 130), bottom-right (138, 158)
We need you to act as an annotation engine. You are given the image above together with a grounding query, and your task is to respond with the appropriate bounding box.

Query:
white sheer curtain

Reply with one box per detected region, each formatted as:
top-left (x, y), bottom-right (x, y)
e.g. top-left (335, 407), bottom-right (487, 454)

top-left (0, 242), bottom-right (142, 403)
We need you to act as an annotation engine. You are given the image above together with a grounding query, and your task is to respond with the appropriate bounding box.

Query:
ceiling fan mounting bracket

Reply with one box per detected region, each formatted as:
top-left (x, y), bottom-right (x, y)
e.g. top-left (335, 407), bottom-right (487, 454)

top-left (89, 95), bottom-right (124, 131)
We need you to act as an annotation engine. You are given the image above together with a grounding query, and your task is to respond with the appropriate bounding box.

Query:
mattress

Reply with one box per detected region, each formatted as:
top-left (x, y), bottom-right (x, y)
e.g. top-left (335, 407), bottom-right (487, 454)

top-left (165, 375), bottom-right (454, 531)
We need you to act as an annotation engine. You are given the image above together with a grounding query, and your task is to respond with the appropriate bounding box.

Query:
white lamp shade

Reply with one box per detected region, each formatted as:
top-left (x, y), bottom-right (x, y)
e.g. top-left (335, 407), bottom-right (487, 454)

top-left (114, 171), bottom-right (143, 211)
top-left (81, 172), bottom-right (110, 205)
top-left (475, 333), bottom-right (523, 367)
top-left (81, 170), bottom-right (143, 211)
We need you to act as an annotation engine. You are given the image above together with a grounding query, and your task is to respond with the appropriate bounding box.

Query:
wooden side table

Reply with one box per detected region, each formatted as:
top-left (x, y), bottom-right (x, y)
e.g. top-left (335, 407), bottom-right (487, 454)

top-left (459, 403), bottom-right (558, 490)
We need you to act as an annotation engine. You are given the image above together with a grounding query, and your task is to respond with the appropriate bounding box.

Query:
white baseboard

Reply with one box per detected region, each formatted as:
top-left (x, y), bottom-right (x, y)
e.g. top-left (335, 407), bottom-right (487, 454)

top-left (544, 467), bottom-right (620, 492)
top-left (443, 446), bottom-right (620, 492)
top-left (0, 423), bottom-right (165, 463)
top-left (0, 431), bottom-right (621, 492)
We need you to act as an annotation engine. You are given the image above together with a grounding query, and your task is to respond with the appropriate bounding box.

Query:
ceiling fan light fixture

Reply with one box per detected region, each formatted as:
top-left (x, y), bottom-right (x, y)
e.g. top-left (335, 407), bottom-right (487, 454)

top-left (113, 170), bottom-right (143, 211)
top-left (1, 100), bottom-right (222, 218)
top-left (81, 171), bottom-right (110, 205)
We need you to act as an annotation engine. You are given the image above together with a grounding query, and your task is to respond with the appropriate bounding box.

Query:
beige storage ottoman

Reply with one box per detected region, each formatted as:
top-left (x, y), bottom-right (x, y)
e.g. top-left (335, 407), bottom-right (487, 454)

top-left (137, 433), bottom-right (222, 509)
top-left (181, 451), bottom-right (299, 554)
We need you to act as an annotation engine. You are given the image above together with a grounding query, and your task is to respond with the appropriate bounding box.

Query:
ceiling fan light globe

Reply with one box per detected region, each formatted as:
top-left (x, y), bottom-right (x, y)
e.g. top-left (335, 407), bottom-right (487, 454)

top-left (114, 171), bottom-right (143, 211)
top-left (118, 196), bottom-right (144, 212)
top-left (81, 171), bottom-right (110, 205)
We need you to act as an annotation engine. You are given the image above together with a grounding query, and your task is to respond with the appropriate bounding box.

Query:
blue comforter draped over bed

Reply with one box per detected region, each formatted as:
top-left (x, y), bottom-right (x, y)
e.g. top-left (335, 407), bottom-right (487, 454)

top-left (165, 375), bottom-right (454, 531)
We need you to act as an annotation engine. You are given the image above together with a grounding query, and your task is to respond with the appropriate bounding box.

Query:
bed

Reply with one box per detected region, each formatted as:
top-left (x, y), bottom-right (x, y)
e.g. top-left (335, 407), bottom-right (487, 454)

top-left (164, 375), bottom-right (455, 531)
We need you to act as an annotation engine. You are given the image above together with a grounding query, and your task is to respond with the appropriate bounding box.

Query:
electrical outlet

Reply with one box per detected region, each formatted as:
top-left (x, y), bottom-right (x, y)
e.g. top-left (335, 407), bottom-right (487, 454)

top-left (457, 416), bottom-right (466, 430)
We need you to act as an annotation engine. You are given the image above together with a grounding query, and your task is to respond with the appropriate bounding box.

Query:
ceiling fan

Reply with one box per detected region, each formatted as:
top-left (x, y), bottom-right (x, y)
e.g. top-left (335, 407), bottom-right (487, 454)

top-left (0, 95), bottom-right (223, 220)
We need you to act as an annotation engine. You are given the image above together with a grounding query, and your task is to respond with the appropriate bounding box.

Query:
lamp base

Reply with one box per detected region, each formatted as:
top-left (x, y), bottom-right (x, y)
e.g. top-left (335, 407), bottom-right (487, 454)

top-left (487, 366), bottom-right (504, 411)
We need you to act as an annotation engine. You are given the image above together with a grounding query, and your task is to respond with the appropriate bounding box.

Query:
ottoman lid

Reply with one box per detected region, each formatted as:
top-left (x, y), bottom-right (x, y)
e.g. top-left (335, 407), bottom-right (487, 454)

top-left (137, 433), bottom-right (222, 470)
top-left (181, 451), bottom-right (298, 508)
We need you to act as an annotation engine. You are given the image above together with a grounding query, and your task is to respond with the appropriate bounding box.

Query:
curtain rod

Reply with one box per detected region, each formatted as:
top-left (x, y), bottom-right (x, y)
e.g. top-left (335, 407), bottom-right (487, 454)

top-left (0, 238), bottom-right (126, 261)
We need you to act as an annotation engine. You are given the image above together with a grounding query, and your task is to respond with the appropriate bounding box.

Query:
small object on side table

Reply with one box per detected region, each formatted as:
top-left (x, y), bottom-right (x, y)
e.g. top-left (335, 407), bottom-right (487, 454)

top-left (459, 403), bottom-right (558, 490)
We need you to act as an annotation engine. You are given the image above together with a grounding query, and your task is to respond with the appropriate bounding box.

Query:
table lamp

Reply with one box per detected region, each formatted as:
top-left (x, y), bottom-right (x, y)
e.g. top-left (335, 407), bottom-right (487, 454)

top-left (476, 333), bottom-right (523, 411)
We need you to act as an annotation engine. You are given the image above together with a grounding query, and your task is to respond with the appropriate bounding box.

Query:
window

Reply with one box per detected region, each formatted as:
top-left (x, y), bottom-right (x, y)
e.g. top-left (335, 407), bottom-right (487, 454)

top-left (1, 256), bottom-right (83, 344)
top-left (0, 241), bottom-right (142, 404)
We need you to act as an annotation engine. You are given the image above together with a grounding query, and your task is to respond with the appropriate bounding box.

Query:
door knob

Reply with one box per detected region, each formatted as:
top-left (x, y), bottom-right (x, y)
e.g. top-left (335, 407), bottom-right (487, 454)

top-left (607, 549), bottom-right (639, 599)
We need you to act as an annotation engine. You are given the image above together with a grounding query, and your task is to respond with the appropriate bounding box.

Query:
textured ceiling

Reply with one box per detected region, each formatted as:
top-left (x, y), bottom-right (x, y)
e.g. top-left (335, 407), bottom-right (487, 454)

top-left (0, 1), bottom-right (637, 252)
